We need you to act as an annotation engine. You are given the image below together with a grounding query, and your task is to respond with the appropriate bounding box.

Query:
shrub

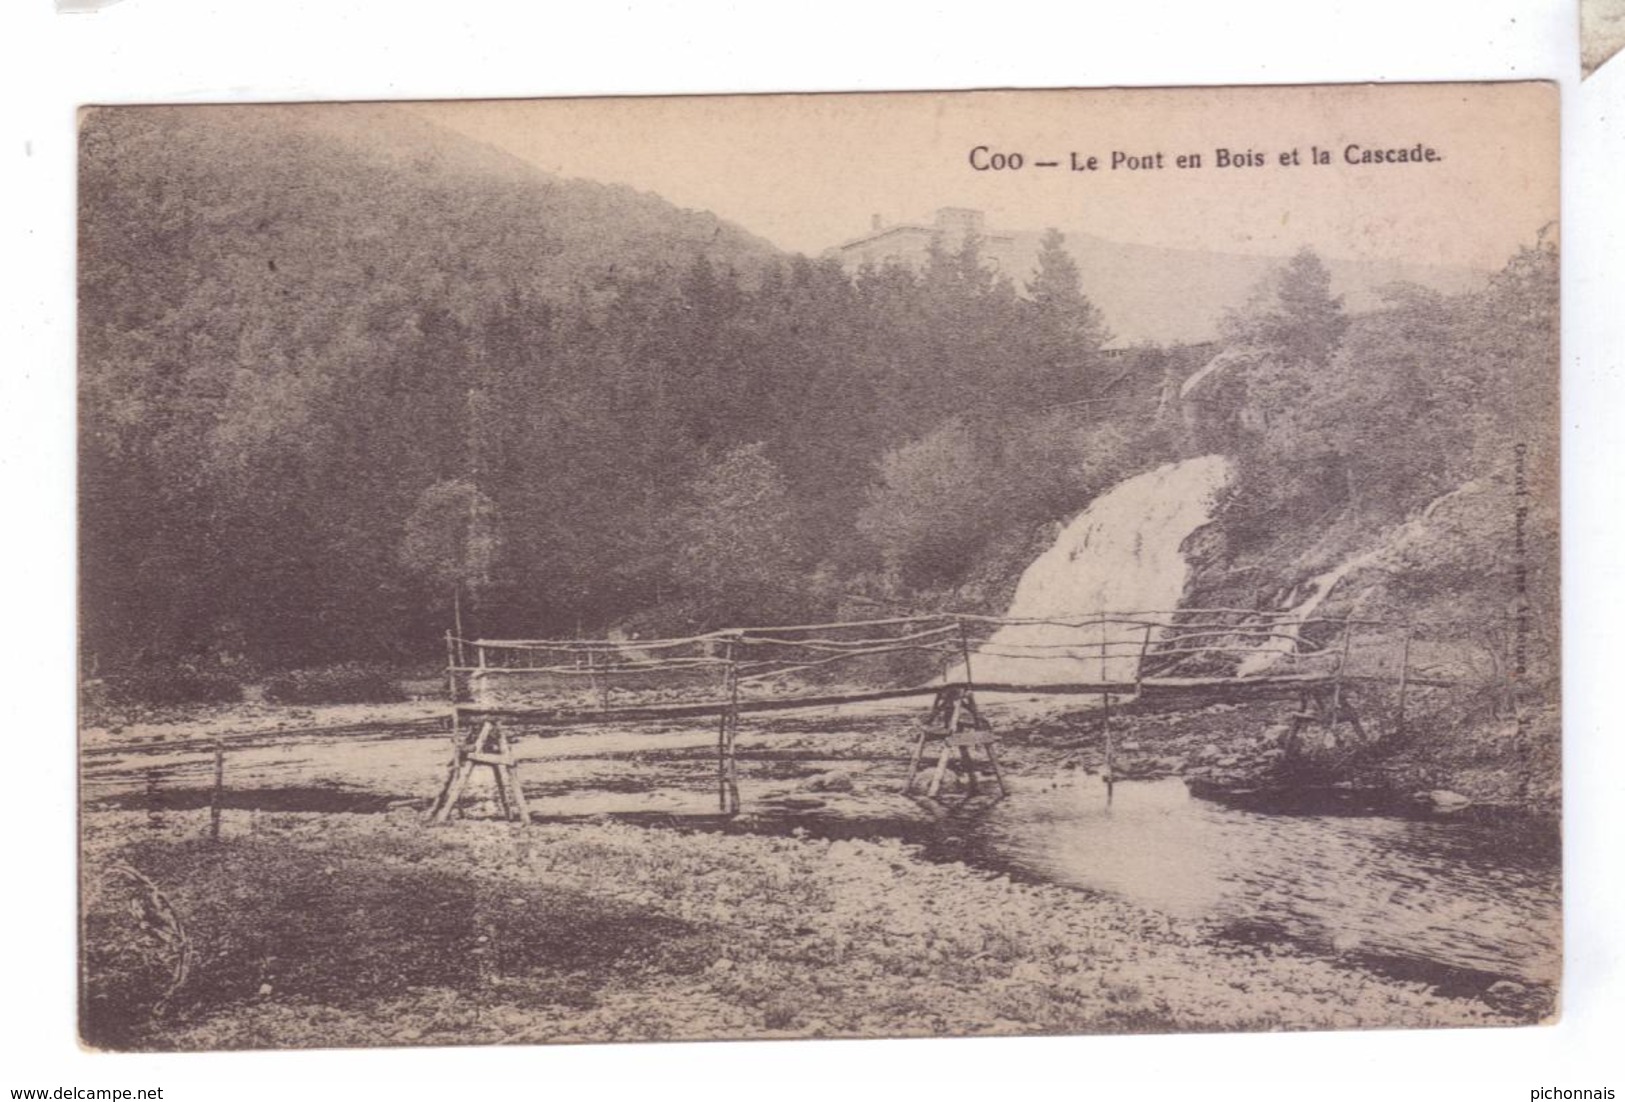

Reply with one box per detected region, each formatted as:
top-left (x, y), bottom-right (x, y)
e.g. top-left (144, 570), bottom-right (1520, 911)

top-left (101, 666), bottom-right (244, 708)
top-left (262, 664), bottom-right (406, 705)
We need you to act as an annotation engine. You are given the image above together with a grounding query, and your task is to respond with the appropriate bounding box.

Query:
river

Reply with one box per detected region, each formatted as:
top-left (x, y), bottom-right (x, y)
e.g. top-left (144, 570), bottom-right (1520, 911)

top-left (914, 774), bottom-right (1559, 994)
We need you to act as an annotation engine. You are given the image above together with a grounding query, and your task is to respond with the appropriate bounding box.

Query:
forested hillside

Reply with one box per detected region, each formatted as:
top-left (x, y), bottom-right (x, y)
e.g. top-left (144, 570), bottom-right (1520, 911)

top-left (79, 107), bottom-right (1127, 670)
top-left (1186, 242), bottom-right (1559, 676)
top-left (1014, 229), bottom-right (1487, 344)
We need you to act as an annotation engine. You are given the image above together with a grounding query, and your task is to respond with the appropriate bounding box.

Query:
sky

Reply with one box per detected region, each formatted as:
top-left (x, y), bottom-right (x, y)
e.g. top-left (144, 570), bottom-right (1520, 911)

top-left (415, 84), bottom-right (1558, 270)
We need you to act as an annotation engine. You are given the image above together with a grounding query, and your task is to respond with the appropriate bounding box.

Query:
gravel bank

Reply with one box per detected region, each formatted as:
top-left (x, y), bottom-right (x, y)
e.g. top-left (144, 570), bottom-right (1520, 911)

top-left (80, 806), bottom-right (1527, 1051)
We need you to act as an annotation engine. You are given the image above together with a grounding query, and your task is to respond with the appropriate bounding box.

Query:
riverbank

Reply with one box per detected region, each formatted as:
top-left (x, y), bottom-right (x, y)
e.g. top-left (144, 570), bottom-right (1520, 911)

top-left (987, 694), bottom-right (1561, 822)
top-left (80, 697), bottom-right (446, 749)
top-left (82, 805), bottom-right (1533, 1051)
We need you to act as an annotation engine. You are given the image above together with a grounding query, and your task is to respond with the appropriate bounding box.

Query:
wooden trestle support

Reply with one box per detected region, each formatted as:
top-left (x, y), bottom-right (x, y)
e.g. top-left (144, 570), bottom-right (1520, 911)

top-left (1284, 685), bottom-right (1368, 755)
top-left (426, 617), bottom-right (1409, 823)
top-left (904, 684), bottom-right (1007, 799)
top-left (716, 641), bottom-right (742, 815)
top-left (429, 718), bottom-right (531, 825)
top-left (1283, 626), bottom-right (1368, 758)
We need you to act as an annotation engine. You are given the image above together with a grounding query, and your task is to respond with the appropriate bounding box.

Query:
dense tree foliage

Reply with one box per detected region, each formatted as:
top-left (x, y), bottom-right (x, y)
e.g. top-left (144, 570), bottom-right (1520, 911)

top-left (79, 108), bottom-right (1122, 668)
top-left (1186, 238), bottom-right (1559, 682)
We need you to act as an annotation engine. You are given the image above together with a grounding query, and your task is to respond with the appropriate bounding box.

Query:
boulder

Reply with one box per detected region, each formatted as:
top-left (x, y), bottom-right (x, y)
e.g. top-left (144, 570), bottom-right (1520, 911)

top-left (1426, 789), bottom-right (1472, 813)
top-left (802, 770), bottom-right (856, 793)
top-left (1260, 724), bottom-right (1291, 746)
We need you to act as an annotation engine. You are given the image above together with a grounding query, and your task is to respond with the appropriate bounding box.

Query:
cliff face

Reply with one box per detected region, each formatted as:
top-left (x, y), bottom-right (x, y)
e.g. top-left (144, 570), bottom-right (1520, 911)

top-left (1173, 459), bottom-right (1558, 813)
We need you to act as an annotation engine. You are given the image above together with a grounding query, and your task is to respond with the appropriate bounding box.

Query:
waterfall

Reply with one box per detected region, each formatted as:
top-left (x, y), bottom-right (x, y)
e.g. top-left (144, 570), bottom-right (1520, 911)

top-left (957, 454), bottom-right (1233, 686)
top-left (1235, 482), bottom-right (1477, 675)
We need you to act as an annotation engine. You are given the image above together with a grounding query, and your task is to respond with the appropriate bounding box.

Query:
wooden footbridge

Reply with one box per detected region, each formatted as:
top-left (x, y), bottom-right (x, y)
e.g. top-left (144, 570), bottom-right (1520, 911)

top-left (429, 609), bottom-right (1447, 823)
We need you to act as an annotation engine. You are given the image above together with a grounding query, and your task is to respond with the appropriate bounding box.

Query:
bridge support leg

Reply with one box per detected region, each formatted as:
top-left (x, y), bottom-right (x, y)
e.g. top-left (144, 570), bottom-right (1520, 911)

top-left (498, 722), bottom-right (530, 824)
top-left (958, 745), bottom-right (980, 795)
top-left (909, 685), bottom-right (1005, 799)
top-left (1285, 686), bottom-right (1369, 761)
top-left (904, 727), bottom-right (930, 793)
top-left (428, 744), bottom-right (464, 821)
top-left (431, 720), bottom-right (484, 823)
top-left (430, 720), bottom-right (530, 825)
top-left (984, 740), bottom-right (1007, 794)
top-left (925, 742), bottom-right (954, 799)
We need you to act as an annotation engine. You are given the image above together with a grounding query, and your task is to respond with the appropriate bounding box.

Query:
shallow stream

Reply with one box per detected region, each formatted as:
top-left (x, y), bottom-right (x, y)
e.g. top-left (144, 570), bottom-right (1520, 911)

top-left (901, 774), bottom-right (1559, 994)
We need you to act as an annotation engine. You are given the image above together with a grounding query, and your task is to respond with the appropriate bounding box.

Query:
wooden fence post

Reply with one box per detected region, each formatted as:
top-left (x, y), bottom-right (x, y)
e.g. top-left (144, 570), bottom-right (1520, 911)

top-left (717, 639), bottom-right (741, 815)
top-left (209, 738), bottom-right (224, 843)
top-left (1135, 621), bottom-right (1154, 695)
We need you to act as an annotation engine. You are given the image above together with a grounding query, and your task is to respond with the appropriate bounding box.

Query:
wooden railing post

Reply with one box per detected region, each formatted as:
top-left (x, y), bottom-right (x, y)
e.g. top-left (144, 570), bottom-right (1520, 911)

top-left (1330, 619), bottom-right (1355, 730)
top-left (430, 628), bottom-right (464, 824)
top-left (1135, 620), bottom-right (1154, 695)
top-left (444, 627), bottom-right (461, 749)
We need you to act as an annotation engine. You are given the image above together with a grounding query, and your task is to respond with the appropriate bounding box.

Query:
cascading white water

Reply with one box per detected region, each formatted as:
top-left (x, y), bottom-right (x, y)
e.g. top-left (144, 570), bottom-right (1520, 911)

top-left (957, 454), bottom-right (1233, 685)
top-left (1235, 483), bottom-right (1476, 675)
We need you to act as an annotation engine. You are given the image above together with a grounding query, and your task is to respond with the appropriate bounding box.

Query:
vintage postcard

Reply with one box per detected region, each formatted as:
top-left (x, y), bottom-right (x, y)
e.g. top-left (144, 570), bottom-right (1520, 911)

top-left (1584, 0), bottom-right (1625, 77)
top-left (78, 83), bottom-right (1560, 1050)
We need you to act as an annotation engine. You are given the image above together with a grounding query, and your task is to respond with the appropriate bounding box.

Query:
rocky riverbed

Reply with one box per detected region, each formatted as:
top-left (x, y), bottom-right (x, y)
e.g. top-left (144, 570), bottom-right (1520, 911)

top-left (81, 804), bottom-right (1534, 1052)
top-left (78, 688), bottom-right (1559, 1050)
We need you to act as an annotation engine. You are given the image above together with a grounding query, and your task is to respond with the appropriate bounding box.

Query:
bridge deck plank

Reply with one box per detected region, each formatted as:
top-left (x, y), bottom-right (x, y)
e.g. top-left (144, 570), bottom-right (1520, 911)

top-left (455, 672), bottom-right (1455, 729)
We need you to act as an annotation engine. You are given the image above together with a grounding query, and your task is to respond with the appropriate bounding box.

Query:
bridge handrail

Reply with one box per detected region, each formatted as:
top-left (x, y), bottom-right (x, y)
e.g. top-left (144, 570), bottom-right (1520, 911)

top-left (442, 611), bottom-right (1505, 718)
top-left (452, 609), bottom-right (1404, 656)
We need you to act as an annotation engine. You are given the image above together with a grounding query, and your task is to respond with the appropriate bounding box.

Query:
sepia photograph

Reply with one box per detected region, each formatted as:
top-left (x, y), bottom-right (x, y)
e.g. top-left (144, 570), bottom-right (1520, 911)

top-left (76, 83), bottom-right (1561, 1052)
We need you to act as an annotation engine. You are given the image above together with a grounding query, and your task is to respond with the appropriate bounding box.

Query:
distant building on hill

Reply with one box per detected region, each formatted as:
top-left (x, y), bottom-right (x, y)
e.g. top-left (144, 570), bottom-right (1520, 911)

top-left (824, 207), bottom-right (1023, 275)
top-left (823, 211), bottom-right (1487, 347)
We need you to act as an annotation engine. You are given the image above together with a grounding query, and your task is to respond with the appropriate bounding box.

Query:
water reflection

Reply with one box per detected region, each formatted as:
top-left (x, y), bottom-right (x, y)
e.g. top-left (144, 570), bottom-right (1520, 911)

top-left (930, 775), bottom-right (1559, 988)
